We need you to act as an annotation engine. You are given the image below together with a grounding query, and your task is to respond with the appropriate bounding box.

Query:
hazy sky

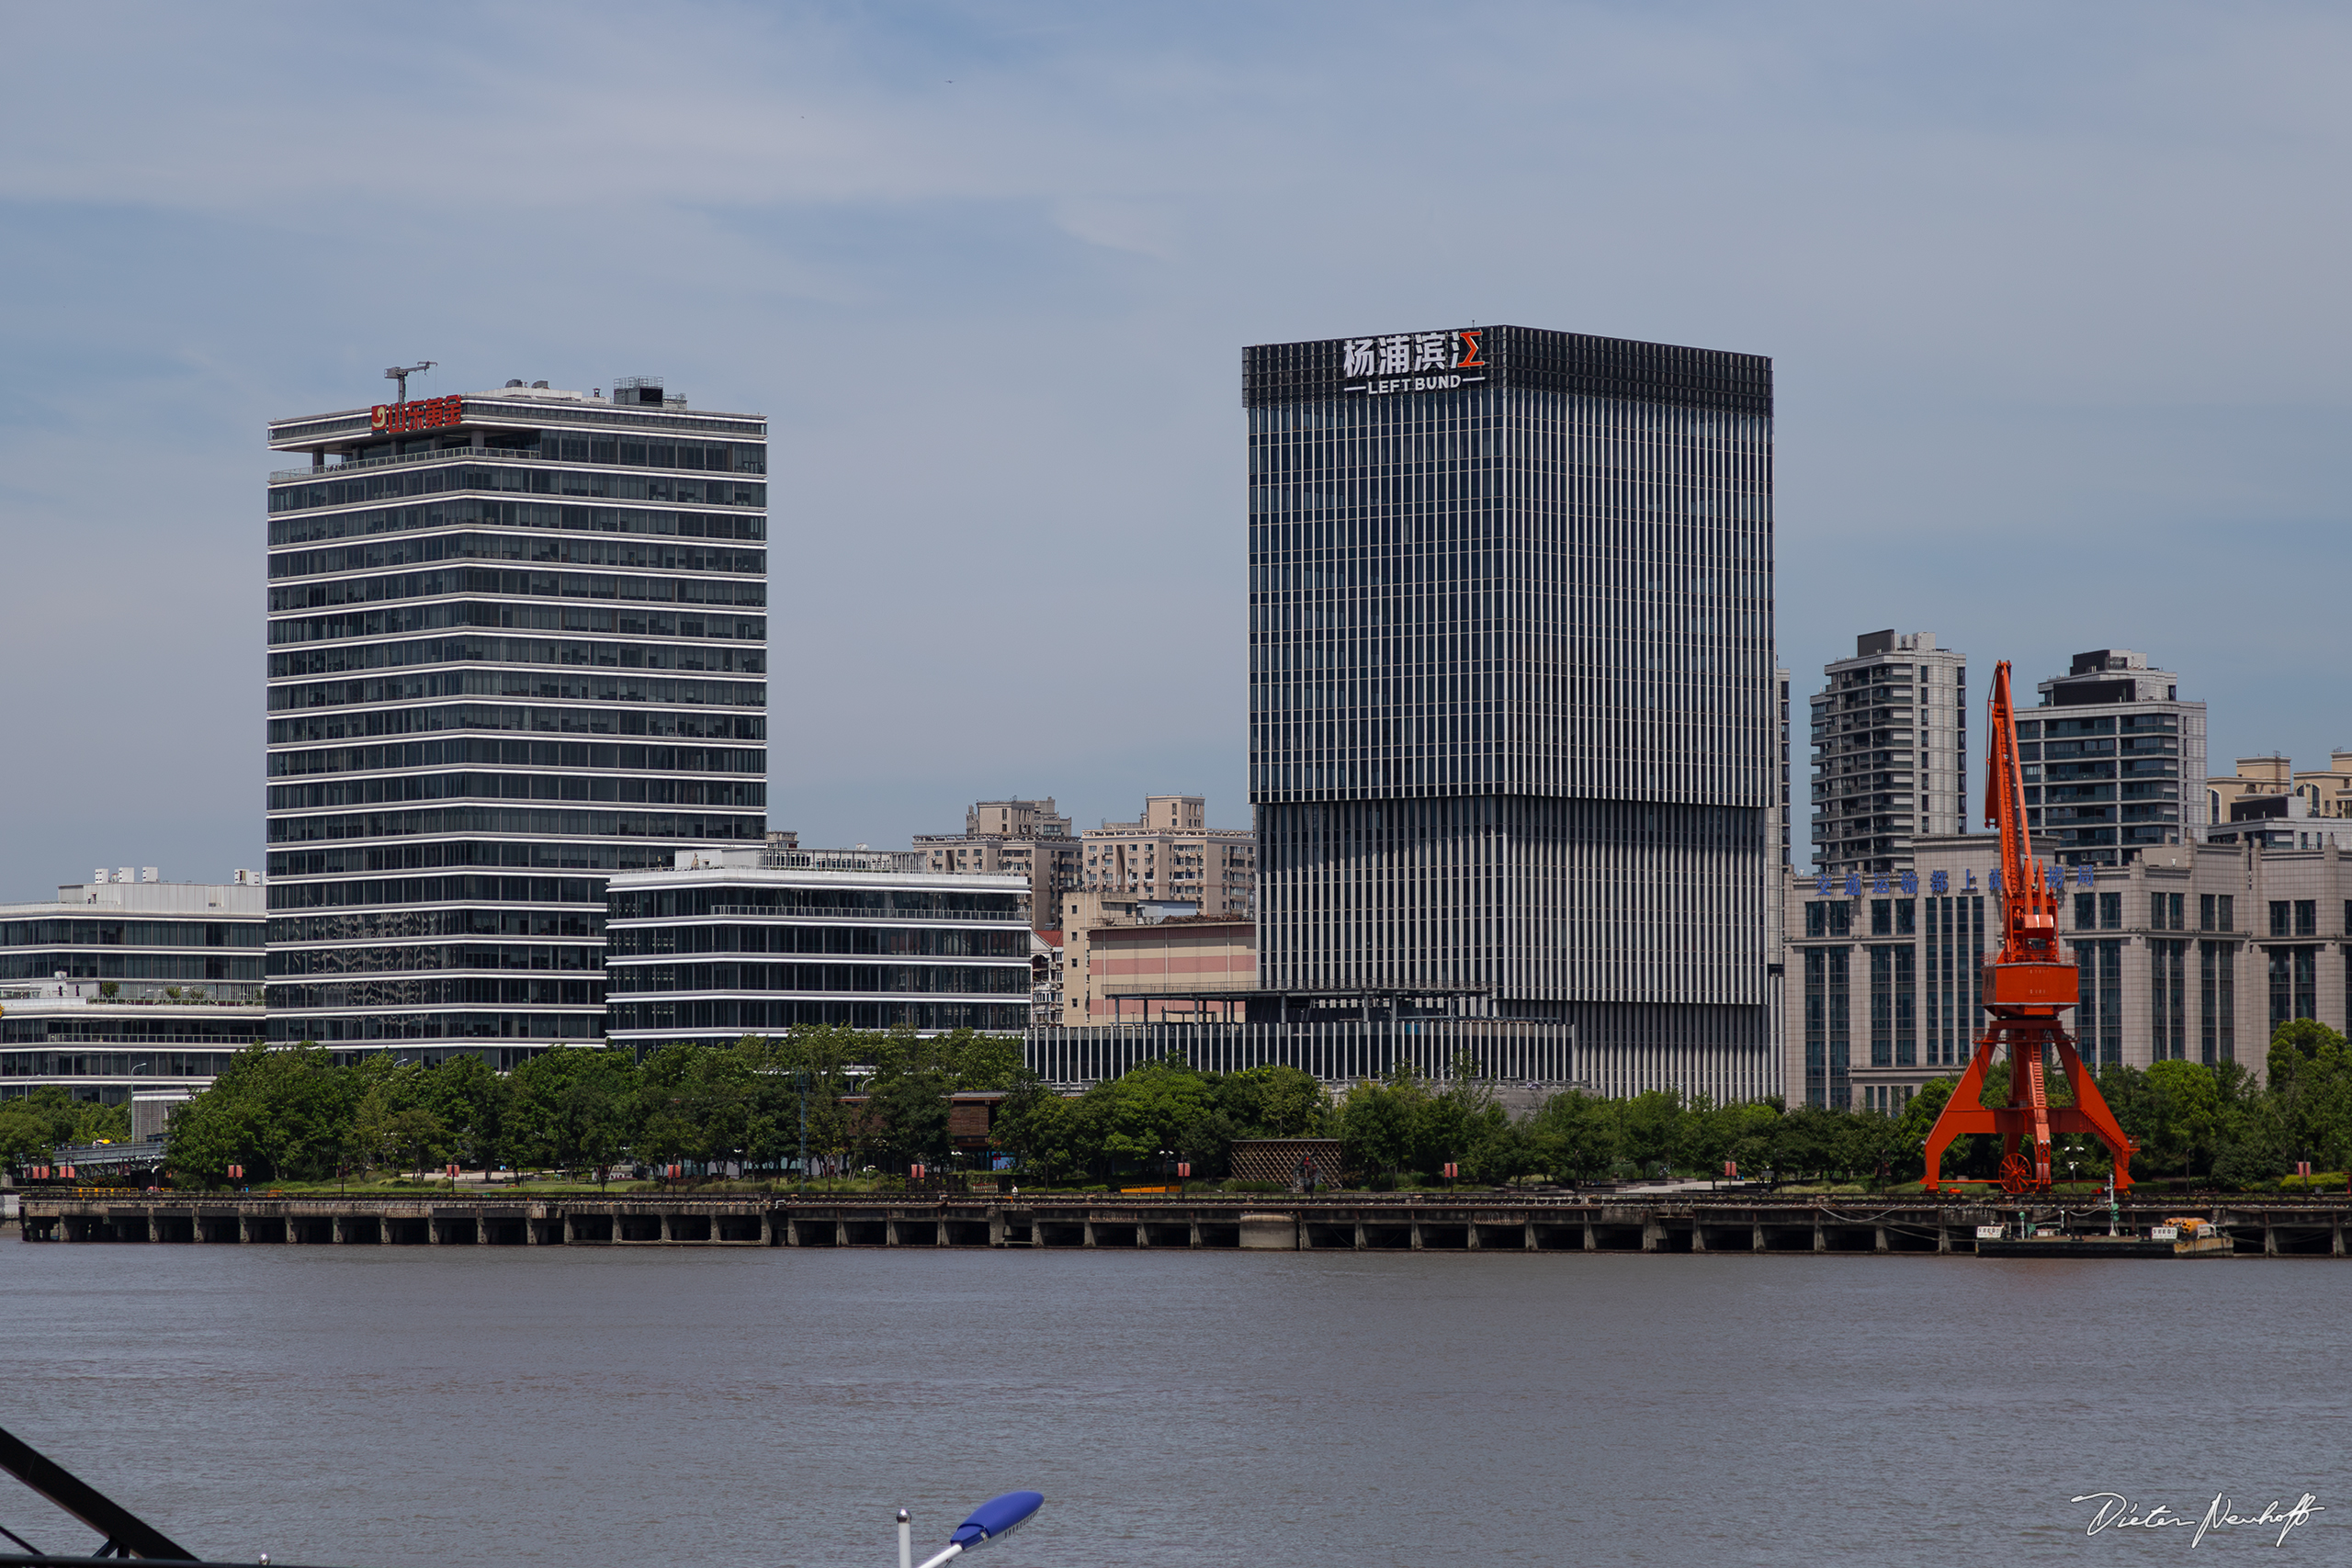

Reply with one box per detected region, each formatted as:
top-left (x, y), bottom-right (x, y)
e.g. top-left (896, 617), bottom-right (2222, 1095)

top-left (3, 2), bottom-right (2345, 895)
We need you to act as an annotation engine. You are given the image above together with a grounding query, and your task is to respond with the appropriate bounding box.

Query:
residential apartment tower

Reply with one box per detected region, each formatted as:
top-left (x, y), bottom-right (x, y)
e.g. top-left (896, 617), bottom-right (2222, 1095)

top-left (1808, 630), bottom-right (1968, 875)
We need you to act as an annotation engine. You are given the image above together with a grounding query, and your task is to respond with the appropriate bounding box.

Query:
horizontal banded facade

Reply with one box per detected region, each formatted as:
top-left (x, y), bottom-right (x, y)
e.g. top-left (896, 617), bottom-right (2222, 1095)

top-left (264, 385), bottom-right (767, 1060)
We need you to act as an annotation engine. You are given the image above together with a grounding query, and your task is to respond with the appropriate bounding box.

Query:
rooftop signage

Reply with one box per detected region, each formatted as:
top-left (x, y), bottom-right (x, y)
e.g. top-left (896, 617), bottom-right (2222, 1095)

top-left (370, 395), bottom-right (464, 434)
top-left (1340, 329), bottom-right (1487, 397)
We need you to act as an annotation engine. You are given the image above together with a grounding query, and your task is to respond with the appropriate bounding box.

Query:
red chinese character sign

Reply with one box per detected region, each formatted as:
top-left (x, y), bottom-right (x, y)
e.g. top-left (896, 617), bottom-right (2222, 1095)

top-left (370, 395), bottom-right (464, 434)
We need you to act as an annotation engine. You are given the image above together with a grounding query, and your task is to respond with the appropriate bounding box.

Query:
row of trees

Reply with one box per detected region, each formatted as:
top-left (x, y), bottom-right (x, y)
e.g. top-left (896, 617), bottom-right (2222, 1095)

top-left (20, 1017), bottom-right (2352, 1190)
top-left (998, 1021), bottom-right (2352, 1190)
top-left (159, 1027), bottom-right (1022, 1186)
top-left (1503, 1021), bottom-right (2352, 1190)
top-left (0, 1088), bottom-right (130, 1166)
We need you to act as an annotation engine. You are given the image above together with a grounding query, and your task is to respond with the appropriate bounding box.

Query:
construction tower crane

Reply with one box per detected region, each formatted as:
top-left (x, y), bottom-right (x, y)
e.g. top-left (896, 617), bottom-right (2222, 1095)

top-left (384, 360), bottom-right (436, 401)
top-left (1920, 660), bottom-right (2138, 1194)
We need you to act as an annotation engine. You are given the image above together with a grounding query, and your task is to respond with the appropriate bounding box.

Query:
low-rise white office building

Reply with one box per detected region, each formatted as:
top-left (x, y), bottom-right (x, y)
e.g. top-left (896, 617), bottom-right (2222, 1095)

top-left (1, 873), bottom-right (266, 1103)
top-left (602, 847), bottom-right (1031, 1051)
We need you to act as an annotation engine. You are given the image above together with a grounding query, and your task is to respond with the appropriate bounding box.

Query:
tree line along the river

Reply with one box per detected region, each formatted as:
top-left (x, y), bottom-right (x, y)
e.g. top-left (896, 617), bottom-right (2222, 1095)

top-left (6, 1018), bottom-right (2350, 1190)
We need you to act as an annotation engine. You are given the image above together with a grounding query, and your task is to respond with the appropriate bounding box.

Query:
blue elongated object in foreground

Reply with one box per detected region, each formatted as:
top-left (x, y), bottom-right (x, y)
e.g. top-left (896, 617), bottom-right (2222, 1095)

top-left (952, 1492), bottom-right (1044, 1550)
top-left (909, 1491), bottom-right (1045, 1568)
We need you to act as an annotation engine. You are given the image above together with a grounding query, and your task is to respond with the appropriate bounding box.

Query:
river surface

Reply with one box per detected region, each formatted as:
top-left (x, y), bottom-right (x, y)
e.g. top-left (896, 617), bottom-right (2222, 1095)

top-left (3, 1235), bottom-right (2341, 1565)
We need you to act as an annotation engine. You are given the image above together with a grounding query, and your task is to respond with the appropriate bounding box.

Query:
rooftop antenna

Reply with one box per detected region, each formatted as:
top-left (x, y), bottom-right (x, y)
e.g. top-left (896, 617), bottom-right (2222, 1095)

top-left (384, 361), bottom-right (436, 401)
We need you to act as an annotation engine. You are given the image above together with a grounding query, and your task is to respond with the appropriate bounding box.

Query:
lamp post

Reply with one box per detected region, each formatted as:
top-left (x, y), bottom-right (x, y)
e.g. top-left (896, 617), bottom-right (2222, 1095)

top-left (896, 1492), bottom-right (1044, 1568)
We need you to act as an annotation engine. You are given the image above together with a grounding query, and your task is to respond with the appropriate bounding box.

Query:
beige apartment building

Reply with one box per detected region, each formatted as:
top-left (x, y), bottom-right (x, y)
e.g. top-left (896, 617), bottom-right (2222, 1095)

top-left (1075, 795), bottom-right (1255, 919)
top-left (1052, 888), bottom-right (1255, 1023)
top-left (2209, 753), bottom-right (2352, 826)
top-left (1784, 834), bottom-right (2352, 1112)
top-left (915, 797), bottom-right (1081, 931)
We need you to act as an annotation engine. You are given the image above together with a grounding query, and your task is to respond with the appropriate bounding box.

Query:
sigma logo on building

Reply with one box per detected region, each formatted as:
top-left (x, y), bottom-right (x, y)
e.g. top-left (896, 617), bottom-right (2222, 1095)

top-left (370, 395), bottom-right (464, 434)
top-left (1340, 329), bottom-right (1487, 396)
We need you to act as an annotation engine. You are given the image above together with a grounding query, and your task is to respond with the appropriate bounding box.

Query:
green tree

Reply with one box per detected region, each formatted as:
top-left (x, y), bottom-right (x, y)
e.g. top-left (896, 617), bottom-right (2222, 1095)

top-left (384, 1106), bottom-right (450, 1179)
top-left (1717, 1100), bottom-right (1785, 1181)
top-left (931, 1029), bottom-right (1024, 1091)
top-left (1527, 1091), bottom-right (1620, 1184)
top-left (166, 1042), bottom-right (358, 1185)
top-left (865, 1070), bottom-right (953, 1171)
top-left (1337, 1078), bottom-right (1417, 1182)
top-left (1770, 1105), bottom-right (1849, 1182)
top-left (1080, 1056), bottom-right (1219, 1179)
top-left (0, 1087), bottom-right (94, 1168)
top-left (2268, 1019), bottom-right (2352, 1171)
top-left (1216, 1064), bottom-right (1327, 1137)
top-left (1618, 1090), bottom-right (1685, 1178)
top-left (2211, 1094), bottom-right (2294, 1189)
top-left (1464, 1112), bottom-right (1537, 1185)
top-left (1839, 1111), bottom-right (1909, 1190)
top-left (418, 1054), bottom-right (509, 1171)
top-left (638, 1106), bottom-right (698, 1168)
top-left (2140, 1059), bottom-right (2223, 1181)
top-left (506, 1047), bottom-right (640, 1174)
top-left (992, 1073), bottom-right (1082, 1185)
top-left (349, 1085), bottom-right (398, 1177)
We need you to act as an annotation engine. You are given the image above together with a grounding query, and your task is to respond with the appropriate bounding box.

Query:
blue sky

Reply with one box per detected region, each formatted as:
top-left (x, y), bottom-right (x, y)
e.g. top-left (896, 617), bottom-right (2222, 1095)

top-left (2, 2), bottom-right (2346, 893)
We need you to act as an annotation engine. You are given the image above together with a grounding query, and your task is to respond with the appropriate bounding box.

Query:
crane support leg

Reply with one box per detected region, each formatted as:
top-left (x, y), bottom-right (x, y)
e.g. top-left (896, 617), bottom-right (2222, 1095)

top-left (2048, 1035), bottom-right (2135, 1192)
top-left (1922, 1035), bottom-right (1999, 1191)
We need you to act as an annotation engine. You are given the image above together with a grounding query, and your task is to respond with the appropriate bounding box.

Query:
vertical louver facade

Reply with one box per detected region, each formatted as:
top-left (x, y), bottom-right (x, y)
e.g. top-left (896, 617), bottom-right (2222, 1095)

top-left (1245, 325), bottom-right (1776, 1092)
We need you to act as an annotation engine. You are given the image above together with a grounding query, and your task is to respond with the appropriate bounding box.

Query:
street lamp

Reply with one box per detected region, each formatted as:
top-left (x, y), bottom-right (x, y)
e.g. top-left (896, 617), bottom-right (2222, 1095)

top-left (898, 1492), bottom-right (1044, 1568)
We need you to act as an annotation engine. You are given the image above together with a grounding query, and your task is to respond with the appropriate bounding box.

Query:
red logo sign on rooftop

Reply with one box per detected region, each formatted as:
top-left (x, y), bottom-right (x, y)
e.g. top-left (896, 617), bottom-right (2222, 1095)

top-left (370, 395), bottom-right (463, 434)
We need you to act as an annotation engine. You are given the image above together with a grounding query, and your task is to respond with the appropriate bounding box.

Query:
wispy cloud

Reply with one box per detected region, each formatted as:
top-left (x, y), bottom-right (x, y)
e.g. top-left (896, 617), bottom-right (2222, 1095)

top-left (3, 1), bottom-right (2348, 886)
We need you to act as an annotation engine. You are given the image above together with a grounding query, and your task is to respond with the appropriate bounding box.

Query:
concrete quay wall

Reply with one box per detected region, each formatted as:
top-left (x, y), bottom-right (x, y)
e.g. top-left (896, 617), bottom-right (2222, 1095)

top-left (17, 1195), bottom-right (2352, 1256)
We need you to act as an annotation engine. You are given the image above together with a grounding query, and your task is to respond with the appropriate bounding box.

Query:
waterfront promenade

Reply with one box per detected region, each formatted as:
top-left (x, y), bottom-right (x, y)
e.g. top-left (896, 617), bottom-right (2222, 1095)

top-left (17, 1191), bottom-right (2352, 1256)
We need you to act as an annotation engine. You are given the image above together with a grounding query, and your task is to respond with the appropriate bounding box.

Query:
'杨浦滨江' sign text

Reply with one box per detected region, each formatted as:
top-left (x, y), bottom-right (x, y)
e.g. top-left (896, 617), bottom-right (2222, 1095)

top-left (1341, 330), bottom-right (1487, 396)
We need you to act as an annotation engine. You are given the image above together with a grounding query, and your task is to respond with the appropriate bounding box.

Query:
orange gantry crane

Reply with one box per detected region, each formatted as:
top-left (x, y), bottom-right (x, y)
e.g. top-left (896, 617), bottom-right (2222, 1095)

top-left (1920, 660), bottom-right (2137, 1194)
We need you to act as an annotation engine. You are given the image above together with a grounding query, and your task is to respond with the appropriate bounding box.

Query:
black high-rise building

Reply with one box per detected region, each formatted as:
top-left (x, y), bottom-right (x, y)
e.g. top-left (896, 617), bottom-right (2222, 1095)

top-left (1244, 325), bottom-right (1777, 1098)
top-left (263, 377), bottom-right (768, 1061)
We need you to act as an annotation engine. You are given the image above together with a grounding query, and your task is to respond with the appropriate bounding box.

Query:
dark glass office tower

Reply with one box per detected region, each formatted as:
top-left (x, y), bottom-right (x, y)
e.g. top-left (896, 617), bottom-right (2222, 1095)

top-left (1244, 326), bottom-right (1776, 1096)
top-left (263, 378), bottom-right (768, 1062)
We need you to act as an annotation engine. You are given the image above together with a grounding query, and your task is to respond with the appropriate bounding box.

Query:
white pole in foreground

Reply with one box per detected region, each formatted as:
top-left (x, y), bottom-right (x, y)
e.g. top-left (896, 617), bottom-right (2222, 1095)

top-left (898, 1510), bottom-right (911, 1568)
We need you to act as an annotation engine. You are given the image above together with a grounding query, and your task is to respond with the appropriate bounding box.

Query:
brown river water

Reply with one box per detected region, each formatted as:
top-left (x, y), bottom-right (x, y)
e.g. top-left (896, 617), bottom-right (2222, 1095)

top-left (3, 1236), bottom-right (2341, 1565)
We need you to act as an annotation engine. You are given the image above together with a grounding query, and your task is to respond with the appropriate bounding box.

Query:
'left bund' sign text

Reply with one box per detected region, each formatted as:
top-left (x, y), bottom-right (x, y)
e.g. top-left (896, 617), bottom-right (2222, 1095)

top-left (1341, 329), bottom-right (1487, 397)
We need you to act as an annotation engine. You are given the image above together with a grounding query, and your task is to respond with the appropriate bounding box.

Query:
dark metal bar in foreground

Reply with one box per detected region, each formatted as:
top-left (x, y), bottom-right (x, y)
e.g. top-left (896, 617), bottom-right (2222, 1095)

top-left (0, 1426), bottom-right (196, 1561)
